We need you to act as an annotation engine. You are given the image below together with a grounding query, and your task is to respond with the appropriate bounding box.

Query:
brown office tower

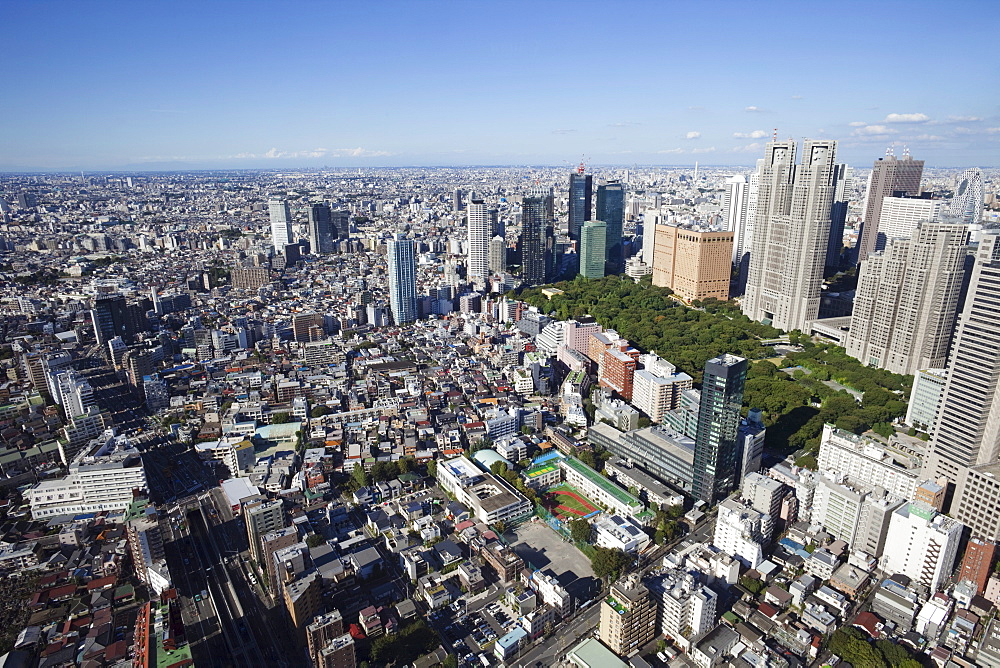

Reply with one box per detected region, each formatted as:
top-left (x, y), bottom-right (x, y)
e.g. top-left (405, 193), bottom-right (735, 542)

top-left (651, 223), bottom-right (733, 302)
top-left (856, 150), bottom-right (924, 262)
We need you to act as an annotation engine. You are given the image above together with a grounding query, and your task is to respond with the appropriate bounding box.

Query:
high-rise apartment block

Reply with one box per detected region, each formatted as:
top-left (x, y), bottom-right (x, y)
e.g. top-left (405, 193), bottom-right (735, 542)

top-left (467, 199), bottom-right (496, 287)
top-left (386, 234), bottom-right (417, 325)
top-left (488, 235), bottom-right (506, 275)
top-left (579, 220), bottom-right (607, 279)
top-left (742, 140), bottom-right (838, 332)
top-left (596, 181), bottom-right (625, 274)
top-left (307, 203), bottom-right (346, 253)
top-left (692, 354), bottom-right (747, 504)
top-left (846, 222), bottom-right (968, 375)
top-left (631, 354), bottom-right (693, 424)
top-left (651, 223), bottom-right (733, 302)
top-left (905, 368), bottom-right (947, 434)
top-left (600, 574), bottom-right (657, 656)
top-left (599, 341), bottom-right (640, 401)
top-left (568, 169), bottom-right (593, 242)
top-left (269, 197), bottom-right (293, 254)
top-left (857, 152), bottom-right (924, 262)
top-left (881, 502), bottom-right (962, 594)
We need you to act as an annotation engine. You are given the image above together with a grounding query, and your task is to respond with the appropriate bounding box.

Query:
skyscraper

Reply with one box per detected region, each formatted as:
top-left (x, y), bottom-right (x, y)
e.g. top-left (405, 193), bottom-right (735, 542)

top-left (596, 181), bottom-right (625, 274)
top-left (467, 199), bottom-right (496, 287)
top-left (951, 168), bottom-right (985, 224)
top-left (452, 188), bottom-right (463, 212)
top-left (521, 186), bottom-right (554, 286)
top-left (651, 224), bottom-right (733, 303)
top-left (846, 221), bottom-right (968, 376)
top-left (91, 294), bottom-right (142, 348)
top-left (386, 234), bottom-right (417, 325)
top-left (742, 139), bottom-right (839, 332)
top-left (925, 233), bottom-right (1000, 485)
top-left (568, 168), bottom-right (593, 242)
top-left (307, 203), bottom-right (335, 254)
top-left (722, 175), bottom-right (748, 262)
top-left (826, 164), bottom-right (853, 271)
top-left (692, 354), bottom-right (748, 505)
top-left (488, 236), bottom-right (506, 275)
top-left (579, 220), bottom-right (607, 279)
top-left (269, 197), bottom-right (293, 254)
top-left (856, 151), bottom-right (924, 263)
top-left (733, 160), bottom-right (763, 295)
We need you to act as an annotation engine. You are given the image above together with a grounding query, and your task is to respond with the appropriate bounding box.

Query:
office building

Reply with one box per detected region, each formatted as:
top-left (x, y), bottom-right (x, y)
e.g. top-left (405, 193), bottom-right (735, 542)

top-left (597, 181), bottom-right (625, 274)
top-left (307, 203), bottom-right (336, 254)
top-left (269, 197), bottom-right (293, 254)
top-left (521, 186), bottom-right (554, 286)
top-left (741, 472), bottom-right (786, 522)
top-left (600, 574), bottom-right (657, 657)
top-left (737, 409), bottom-right (766, 482)
top-left (91, 294), bottom-right (143, 348)
top-left (651, 223), bottom-right (734, 302)
top-left (722, 175), bottom-right (748, 243)
top-left (925, 234), bottom-right (1000, 485)
top-left (386, 234), bottom-right (417, 325)
top-left (568, 168), bottom-right (593, 242)
top-left (959, 538), bottom-right (996, 595)
top-left (826, 164), bottom-right (853, 271)
top-left (467, 199), bottom-right (496, 287)
top-left (579, 220), bottom-right (607, 279)
top-left (28, 430), bottom-right (147, 519)
top-left (692, 354), bottom-right (747, 505)
top-left (857, 151), bottom-right (924, 262)
top-left (293, 311), bottom-right (324, 343)
top-left (589, 422), bottom-right (695, 493)
top-left (905, 369), bottom-right (947, 433)
top-left (878, 196), bottom-right (944, 242)
top-left (881, 502), bottom-right (962, 594)
top-left (733, 160), bottom-right (763, 295)
top-left (817, 424), bottom-right (922, 500)
top-left (598, 341), bottom-right (639, 401)
top-left (951, 168), bottom-right (985, 224)
top-left (742, 140), bottom-right (839, 331)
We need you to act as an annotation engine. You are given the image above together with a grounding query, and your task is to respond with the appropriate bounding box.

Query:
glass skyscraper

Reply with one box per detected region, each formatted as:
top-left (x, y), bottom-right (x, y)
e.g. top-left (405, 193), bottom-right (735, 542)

top-left (386, 234), bottom-right (417, 325)
top-left (596, 181), bottom-right (625, 274)
top-left (579, 220), bottom-right (607, 279)
top-left (692, 354), bottom-right (748, 505)
top-left (568, 170), bottom-right (592, 242)
top-left (521, 186), bottom-right (554, 286)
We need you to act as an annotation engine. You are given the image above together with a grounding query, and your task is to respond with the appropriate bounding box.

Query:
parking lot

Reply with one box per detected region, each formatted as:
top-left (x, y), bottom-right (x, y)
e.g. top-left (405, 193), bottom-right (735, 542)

top-left (506, 518), bottom-right (598, 603)
top-left (432, 597), bottom-right (522, 666)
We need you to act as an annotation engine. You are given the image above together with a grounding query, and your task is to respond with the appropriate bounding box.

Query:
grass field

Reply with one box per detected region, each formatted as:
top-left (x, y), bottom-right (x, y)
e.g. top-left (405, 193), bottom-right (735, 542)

top-left (544, 483), bottom-right (599, 520)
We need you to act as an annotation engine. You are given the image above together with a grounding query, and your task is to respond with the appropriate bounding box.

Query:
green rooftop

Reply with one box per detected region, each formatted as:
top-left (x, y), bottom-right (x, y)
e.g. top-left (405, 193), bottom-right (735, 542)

top-left (564, 456), bottom-right (642, 508)
top-left (524, 462), bottom-right (559, 478)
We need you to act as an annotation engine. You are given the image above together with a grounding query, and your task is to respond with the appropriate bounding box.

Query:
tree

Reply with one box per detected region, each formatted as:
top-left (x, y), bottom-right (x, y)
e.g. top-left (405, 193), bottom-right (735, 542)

top-left (306, 533), bottom-right (325, 548)
top-left (442, 656), bottom-right (458, 668)
top-left (590, 547), bottom-right (631, 581)
top-left (352, 463), bottom-right (369, 489)
top-left (494, 520), bottom-right (508, 535)
top-left (426, 459), bottom-right (437, 478)
top-left (271, 412), bottom-right (291, 424)
top-left (490, 461), bottom-right (509, 477)
top-left (310, 405), bottom-right (331, 418)
top-left (397, 457), bottom-right (415, 475)
top-left (570, 519), bottom-right (591, 544)
top-left (739, 575), bottom-right (765, 596)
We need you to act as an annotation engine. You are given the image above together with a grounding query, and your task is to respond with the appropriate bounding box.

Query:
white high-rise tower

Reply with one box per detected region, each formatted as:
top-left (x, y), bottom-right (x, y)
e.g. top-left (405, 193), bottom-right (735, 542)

top-left (466, 200), bottom-right (495, 288)
top-left (269, 198), bottom-right (293, 254)
top-left (951, 168), bottom-right (985, 224)
top-left (722, 175), bottom-right (748, 263)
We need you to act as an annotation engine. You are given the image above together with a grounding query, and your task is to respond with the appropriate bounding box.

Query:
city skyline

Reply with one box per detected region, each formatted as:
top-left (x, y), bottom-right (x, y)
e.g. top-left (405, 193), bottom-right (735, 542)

top-left (3, 0), bottom-right (998, 171)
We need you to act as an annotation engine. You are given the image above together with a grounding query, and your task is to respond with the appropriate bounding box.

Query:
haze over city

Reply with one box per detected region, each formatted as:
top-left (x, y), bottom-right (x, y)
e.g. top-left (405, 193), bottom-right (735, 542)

top-left (3, 0), bottom-right (998, 171)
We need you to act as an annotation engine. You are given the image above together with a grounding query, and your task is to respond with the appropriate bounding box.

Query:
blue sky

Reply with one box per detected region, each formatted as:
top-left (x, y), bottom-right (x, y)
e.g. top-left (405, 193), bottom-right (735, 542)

top-left (2, 0), bottom-right (997, 170)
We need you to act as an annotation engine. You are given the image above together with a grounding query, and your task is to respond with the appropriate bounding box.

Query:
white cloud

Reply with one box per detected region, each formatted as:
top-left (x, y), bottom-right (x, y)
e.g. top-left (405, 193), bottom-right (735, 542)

top-left (911, 134), bottom-right (945, 141)
top-left (247, 147), bottom-right (391, 159)
top-left (852, 125), bottom-right (897, 136)
top-left (733, 130), bottom-right (768, 139)
top-left (986, 128), bottom-right (1000, 134)
top-left (657, 148), bottom-right (686, 154)
top-left (791, 95), bottom-right (804, 100)
top-left (745, 106), bottom-right (761, 112)
top-left (691, 146), bottom-right (716, 154)
top-left (848, 121), bottom-right (867, 127)
top-left (685, 131), bottom-right (701, 140)
top-left (732, 142), bottom-right (764, 153)
top-left (948, 115), bottom-right (983, 122)
top-left (552, 128), bottom-right (576, 135)
top-left (883, 113), bottom-right (929, 123)
top-left (608, 121), bottom-right (641, 128)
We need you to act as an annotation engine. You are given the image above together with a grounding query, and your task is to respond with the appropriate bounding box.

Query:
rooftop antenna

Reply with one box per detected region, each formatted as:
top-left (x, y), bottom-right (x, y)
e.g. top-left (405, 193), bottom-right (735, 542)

top-left (772, 128), bottom-right (778, 142)
top-left (886, 145), bottom-right (895, 157)
top-left (902, 145), bottom-right (910, 157)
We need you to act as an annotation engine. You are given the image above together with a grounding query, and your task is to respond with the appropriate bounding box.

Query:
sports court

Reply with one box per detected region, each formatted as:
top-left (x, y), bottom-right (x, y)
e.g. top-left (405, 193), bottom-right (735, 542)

top-left (543, 482), bottom-right (599, 520)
